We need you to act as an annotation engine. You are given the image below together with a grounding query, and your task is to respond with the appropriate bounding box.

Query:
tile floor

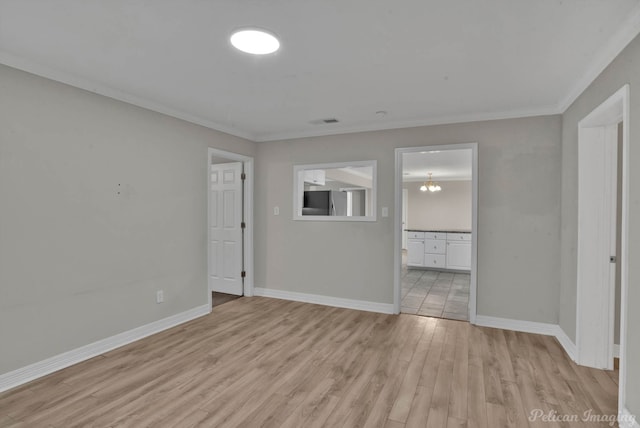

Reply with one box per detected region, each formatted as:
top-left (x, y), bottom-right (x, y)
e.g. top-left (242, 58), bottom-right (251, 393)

top-left (401, 260), bottom-right (470, 321)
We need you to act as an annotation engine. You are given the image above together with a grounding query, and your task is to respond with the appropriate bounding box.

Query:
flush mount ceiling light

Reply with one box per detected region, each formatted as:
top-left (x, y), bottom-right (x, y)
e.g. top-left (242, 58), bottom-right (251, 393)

top-left (420, 173), bottom-right (442, 192)
top-left (230, 29), bottom-right (280, 55)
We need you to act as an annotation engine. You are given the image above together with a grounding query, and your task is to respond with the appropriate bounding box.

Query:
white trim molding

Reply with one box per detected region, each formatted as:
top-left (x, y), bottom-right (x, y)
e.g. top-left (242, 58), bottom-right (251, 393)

top-left (0, 51), bottom-right (257, 142)
top-left (254, 287), bottom-right (394, 314)
top-left (619, 408), bottom-right (640, 428)
top-left (475, 315), bottom-right (577, 362)
top-left (475, 315), bottom-right (558, 335)
top-left (557, 4), bottom-right (640, 112)
top-left (554, 326), bottom-right (578, 362)
top-left (0, 304), bottom-right (210, 394)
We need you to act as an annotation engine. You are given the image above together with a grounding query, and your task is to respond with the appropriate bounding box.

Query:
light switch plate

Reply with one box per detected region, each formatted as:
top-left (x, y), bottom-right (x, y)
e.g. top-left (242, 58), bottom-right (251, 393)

top-left (381, 206), bottom-right (389, 217)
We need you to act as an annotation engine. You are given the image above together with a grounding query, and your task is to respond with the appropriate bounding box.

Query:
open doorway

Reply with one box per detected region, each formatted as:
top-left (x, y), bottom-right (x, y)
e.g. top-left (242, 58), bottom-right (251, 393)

top-left (575, 85), bottom-right (629, 414)
top-left (394, 144), bottom-right (478, 323)
top-left (207, 148), bottom-right (254, 309)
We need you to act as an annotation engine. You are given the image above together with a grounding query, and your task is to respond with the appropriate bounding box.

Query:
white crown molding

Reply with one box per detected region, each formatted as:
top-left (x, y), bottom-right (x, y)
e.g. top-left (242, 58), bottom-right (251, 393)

top-left (0, 51), bottom-right (258, 142)
top-left (557, 3), bottom-right (640, 113)
top-left (4, 0), bottom-right (639, 145)
top-left (254, 287), bottom-right (394, 314)
top-left (0, 304), bottom-right (210, 394)
top-left (254, 107), bottom-right (560, 142)
top-left (0, 48), bottom-right (558, 143)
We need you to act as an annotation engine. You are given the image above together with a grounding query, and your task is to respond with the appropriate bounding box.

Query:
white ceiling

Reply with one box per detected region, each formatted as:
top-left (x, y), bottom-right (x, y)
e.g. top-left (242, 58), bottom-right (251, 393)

top-left (403, 150), bottom-right (471, 182)
top-left (1, 1), bottom-right (639, 142)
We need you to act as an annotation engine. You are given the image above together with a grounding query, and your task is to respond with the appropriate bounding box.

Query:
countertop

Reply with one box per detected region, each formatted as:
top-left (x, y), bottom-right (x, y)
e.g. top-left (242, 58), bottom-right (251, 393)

top-left (405, 229), bottom-right (471, 233)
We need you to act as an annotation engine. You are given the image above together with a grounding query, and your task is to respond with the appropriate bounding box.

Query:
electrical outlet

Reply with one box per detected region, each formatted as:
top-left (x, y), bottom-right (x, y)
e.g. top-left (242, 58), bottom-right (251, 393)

top-left (273, 206), bottom-right (280, 215)
top-left (156, 290), bottom-right (164, 304)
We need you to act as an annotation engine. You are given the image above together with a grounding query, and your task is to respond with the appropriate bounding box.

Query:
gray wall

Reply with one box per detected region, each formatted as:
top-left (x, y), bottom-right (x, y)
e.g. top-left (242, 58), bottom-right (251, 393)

top-left (404, 181), bottom-right (472, 231)
top-left (0, 64), bottom-right (255, 375)
top-left (255, 115), bottom-right (562, 322)
top-left (560, 32), bottom-right (640, 415)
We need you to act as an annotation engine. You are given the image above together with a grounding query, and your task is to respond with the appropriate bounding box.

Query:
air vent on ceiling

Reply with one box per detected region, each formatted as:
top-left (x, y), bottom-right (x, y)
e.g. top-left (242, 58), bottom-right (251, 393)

top-left (309, 118), bottom-right (340, 125)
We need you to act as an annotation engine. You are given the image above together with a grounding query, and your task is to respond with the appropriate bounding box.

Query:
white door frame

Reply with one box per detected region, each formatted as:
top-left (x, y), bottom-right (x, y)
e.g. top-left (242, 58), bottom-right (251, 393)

top-left (207, 148), bottom-right (254, 310)
top-left (393, 143), bottom-right (478, 323)
top-left (576, 85), bottom-right (629, 415)
top-left (402, 188), bottom-right (409, 250)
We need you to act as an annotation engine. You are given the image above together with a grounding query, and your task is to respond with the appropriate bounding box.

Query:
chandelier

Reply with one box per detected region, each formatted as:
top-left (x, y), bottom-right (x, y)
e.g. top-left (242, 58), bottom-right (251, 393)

top-left (420, 173), bottom-right (441, 192)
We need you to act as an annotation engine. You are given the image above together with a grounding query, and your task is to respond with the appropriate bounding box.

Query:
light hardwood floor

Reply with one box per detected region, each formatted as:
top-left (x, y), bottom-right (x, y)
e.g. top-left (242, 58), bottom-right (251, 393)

top-left (0, 297), bottom-right (618, 427)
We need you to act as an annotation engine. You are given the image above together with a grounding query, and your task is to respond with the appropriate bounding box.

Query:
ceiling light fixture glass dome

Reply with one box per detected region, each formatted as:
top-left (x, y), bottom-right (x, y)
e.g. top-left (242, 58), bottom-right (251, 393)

top-left (230, 28), bottom-right (280, 55)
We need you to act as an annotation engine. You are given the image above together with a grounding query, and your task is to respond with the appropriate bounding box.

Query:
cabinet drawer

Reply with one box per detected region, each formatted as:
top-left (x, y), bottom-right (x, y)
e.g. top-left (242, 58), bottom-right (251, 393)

top-left (407, 231), bottom-right (424, 239)
top-left (446, 232), bottom-right (471, 241)
top-left (424, 239), bottom-right (446, 254)
top-left (424, 254), bottom-right (446, 268)
top-left (424, 232), bottom-right (446, 240)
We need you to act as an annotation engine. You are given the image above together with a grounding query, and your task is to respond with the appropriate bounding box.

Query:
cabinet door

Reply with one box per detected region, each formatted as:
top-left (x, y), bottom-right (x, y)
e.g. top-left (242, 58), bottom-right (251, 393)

top-left (407, 239), bottom-right (425, 266)
top-left (446, 241), bottom-right (471, 270)
top-left (425, 239), bottom-right (446, 255)
top-left (424, 254), bottom-right (446, 268)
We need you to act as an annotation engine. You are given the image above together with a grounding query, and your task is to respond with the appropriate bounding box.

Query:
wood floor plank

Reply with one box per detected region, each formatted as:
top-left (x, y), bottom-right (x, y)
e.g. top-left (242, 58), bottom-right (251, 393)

top-left (388, 317), bottom-right (437, 423)
top-left (447, 415), bottom-right (468, 428)
top-left (404, 385), bottom-right (433, 427)
top-left (449, 321), bottom-right (469, 421)
top-left (479, 326), bottom-right (504, 406)
top-left (467, 324), bottom-right (488, 428)
top-left (426, 359), bottom-right (454, 428)
top-left (385, 419), bottom-right (406, 428)
top-left (0, 297), bottom-right (620, 428)
top-left (361, 316), bottom-right (415, 428)
top-left (485, 402), bottom-right (508, 428)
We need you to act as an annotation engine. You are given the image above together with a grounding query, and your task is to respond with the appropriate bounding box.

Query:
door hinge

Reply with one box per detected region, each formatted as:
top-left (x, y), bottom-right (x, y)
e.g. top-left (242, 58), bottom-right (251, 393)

top-left (241, 222), bottom-right (246, 229)
top-left (241, 271), bottom-right (246, 278)
top-left (241, 173), bottom-right (246, 180)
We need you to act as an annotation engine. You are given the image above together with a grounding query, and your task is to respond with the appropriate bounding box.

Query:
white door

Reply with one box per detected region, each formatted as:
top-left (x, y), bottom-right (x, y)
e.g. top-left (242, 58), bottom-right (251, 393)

top-left (577, 123), bottom-right (618, 369)
top-left (209, 162), bottom-right (243, 295)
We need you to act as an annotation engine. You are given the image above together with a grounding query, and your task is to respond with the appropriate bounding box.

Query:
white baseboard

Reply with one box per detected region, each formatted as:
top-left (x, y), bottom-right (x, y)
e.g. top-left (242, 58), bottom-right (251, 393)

top-left (0, 304), bottom-right (210, 393)
top-left (620, 407), bottom-right (639, 428)
top-left (553, 325), bottom-right (578, 362)
top-left (475, 315), bottom-right (577, 362)
top-left (253, 287), bottom-right (394, 314)
top-left (474, 315), bottom-right (558, 335)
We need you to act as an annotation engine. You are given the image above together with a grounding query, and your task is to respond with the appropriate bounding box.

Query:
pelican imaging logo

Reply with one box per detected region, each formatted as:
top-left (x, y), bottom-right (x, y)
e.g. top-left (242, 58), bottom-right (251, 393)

top-left (528, 409), bottom-right (636, 426)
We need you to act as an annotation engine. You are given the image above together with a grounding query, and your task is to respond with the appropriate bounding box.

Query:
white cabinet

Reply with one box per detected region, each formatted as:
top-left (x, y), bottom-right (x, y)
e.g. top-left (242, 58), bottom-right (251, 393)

top-left (406, 230), bottom-right (471, 271)
top-left (407, 239), bottom-right (425, 266)
top-left (424, 239), bottom-right (446, 254)
top-left (303, 169), bottom-right (326, 186)
top-left (446, 233), bottom-right (471, 270)
top-left (407, 232), bottom-right (425, 266)
top-left (424, 254), bottom-right (446, 268)
top-left (424, 233), bottom-right (446, 268)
